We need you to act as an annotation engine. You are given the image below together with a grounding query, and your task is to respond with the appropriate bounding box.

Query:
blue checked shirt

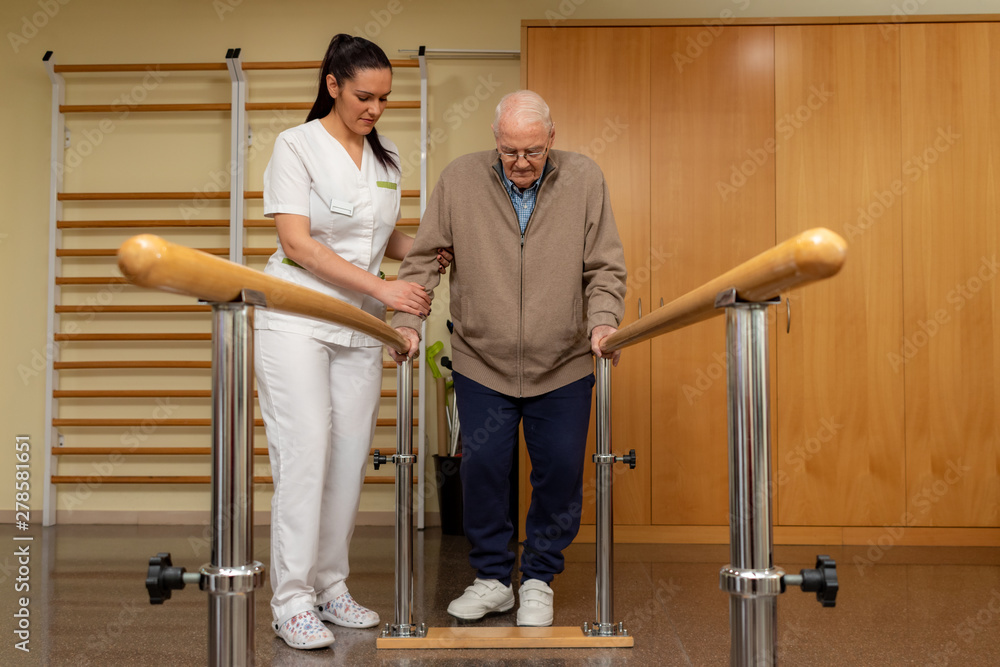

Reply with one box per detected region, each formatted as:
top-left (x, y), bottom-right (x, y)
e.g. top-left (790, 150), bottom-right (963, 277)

top-left (498, 164), bottom-right (547, 235)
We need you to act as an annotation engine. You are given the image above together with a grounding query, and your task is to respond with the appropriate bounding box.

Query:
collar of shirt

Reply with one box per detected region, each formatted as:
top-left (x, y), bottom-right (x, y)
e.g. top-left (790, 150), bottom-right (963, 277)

top-left (493, 158), bottom-right (553, 194)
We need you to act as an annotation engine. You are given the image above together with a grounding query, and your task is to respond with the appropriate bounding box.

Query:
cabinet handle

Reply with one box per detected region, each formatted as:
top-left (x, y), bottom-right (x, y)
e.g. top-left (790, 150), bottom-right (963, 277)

top-left (786, 297), bottom-right (791, 334)
top-left (638, 298), bottom-right (642, 318)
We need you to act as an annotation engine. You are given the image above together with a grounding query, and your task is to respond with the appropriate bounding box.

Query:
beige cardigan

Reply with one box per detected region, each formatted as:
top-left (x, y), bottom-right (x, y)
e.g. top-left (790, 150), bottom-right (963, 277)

top-left (392, 149), bottom-right (627, 397)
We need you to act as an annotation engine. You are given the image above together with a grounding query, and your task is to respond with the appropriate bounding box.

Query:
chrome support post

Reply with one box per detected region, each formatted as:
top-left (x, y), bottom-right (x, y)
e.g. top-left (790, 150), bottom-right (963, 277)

top-left (379, 358), bottom-right (426, 639)
top-left (717, 290), bottom-right (782, 667)
top-left (204, 299), bottom-right (266, 667)
top-left (585, 356), bottom-right (631, 638)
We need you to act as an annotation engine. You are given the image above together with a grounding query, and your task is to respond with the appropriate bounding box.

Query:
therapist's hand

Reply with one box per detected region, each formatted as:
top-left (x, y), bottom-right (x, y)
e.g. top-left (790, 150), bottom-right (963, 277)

top-left (436, 247), bottom-right (454, 274)
top-left (591, 325), bottom-right (621, 367)
top-left (378, 280), bottom-right (431, 317)
top-left (388, 327), bottom-right (421, 363)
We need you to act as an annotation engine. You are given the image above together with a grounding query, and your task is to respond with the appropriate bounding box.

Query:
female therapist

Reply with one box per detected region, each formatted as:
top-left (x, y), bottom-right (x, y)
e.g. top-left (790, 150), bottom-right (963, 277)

top-left (255, 35), bottom-right (435, 650)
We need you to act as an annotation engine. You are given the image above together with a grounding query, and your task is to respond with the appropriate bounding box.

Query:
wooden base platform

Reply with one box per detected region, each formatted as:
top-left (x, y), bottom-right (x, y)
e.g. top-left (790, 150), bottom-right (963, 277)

top-left (376, 625), bottom-right (634, 649)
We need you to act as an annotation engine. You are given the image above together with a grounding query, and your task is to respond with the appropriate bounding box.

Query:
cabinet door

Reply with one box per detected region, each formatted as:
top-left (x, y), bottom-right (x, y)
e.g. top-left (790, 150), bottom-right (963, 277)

top-left (901, 23), bottom-right (1000, 527)
top-left (649, 26), bottom-right (777, 525)
top-left (774, 25), bottom-right (906, 526)
top-left (524, 27), bottom-right (652, 526)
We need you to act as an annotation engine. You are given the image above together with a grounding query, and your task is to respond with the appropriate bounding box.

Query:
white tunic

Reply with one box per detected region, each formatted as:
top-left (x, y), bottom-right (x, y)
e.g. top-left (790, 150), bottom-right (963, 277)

top-left (256, 119), bottom-right (401, 346)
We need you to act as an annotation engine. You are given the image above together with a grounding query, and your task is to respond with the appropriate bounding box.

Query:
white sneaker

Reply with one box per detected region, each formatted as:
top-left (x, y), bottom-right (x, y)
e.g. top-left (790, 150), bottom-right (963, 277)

top-left (274, 610), bottom-right (335, 649)
top-left (447, 578), bottom-right (515, 620)
top-left (516, 579), bottom-right (554, 627)
top-left (316, 591), bottom-right (380, 628)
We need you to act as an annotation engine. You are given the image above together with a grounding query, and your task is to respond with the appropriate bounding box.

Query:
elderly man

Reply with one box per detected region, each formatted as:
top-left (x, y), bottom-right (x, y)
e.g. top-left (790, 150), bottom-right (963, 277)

top-left (390, 90), bottom-right (627, 627)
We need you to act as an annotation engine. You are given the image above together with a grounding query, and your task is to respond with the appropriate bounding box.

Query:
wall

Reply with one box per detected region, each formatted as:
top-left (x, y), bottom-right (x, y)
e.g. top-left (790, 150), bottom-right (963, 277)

top-left (1, 0), bottom-right (997, 522)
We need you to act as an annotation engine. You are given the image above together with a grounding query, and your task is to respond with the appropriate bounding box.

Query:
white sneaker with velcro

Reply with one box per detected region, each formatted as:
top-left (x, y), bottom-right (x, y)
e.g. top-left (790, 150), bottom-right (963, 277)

top-left (447, 578), bottom-right (515, 620)
top-left (516, 579), bottom-right (554, 627)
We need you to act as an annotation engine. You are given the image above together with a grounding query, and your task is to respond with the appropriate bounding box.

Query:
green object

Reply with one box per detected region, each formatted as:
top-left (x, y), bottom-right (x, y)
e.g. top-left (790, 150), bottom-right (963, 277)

top-left (281, 257), bottom-right (304, 269)
top-left (376, 180), bottom-right (398, 190)
top-left (426, 341), bottom-right (444, 379)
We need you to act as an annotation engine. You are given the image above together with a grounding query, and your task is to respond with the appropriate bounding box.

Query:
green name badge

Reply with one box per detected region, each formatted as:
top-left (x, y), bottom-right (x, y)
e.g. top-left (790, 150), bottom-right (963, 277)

top-left (376, 181), bottom-right (398, 190)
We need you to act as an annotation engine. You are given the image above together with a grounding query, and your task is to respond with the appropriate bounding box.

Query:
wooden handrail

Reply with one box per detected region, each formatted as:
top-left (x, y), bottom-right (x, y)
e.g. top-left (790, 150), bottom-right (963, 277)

top-left (601, 228), bottom-right (847, 353)
top-left (117, 234), bottom-right (408, 353)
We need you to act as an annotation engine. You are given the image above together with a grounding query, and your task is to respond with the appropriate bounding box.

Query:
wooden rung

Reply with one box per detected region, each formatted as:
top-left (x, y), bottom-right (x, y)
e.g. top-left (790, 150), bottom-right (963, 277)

top-left (245, 101), bottom-right (418, 111)
top-left (54, 360), bottom-right (212, 369)
top-left (58, 219), bottom-right (230, 229)
top-left (58, 192), bottom-right (229, 201)
top-left (54, 389), bottom-right (212, 398)
top-left (57, 248), bottom-right (228, 257)
top-left (56, 277), bottom-right (130, 285)
top-left (53, 418), bottom-right (416, 427)
top-left (61, 103), bottom-right (231, 113)
top-left (242, 247), bottom-right (273, 256)
top-left (51, 388), bottom-right (412, 398)
top-left (58, 359), bottom-right (413, 370)
top-left (53, 63), bottom-right (228, 73)
top-left (55, 305), bottom-right (211, 314)
top-left (243, 190), bottom-right (418, 199)
top-left (56, 277), bottom-right (129, 286)
top-left (376, 626), bottom-right (635, 650)
top-left (51, 446), bottom-right (411, 456)
top-left (244, 218), bottom-right (418, 228)
top-left (51, 475), bottom-right (415, 485)
top-left (53, 333), bottom-right (211, 341)
top-left (241, 59), bottom-right (417, 70)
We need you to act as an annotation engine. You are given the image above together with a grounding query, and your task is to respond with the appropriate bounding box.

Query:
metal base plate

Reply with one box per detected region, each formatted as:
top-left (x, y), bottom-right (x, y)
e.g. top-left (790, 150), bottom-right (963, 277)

top-left (376, 626), bottom-right (635, 649)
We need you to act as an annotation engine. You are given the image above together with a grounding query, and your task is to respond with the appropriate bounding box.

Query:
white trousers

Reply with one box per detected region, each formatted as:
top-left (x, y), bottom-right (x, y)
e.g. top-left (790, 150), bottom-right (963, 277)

top-left (254, 329), bottom-right (382, 626)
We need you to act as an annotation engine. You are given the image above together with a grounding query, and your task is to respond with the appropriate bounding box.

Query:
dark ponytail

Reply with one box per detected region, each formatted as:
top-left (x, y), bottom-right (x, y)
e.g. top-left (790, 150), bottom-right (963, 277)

top-left (307, 34), bottom-right (399, 174)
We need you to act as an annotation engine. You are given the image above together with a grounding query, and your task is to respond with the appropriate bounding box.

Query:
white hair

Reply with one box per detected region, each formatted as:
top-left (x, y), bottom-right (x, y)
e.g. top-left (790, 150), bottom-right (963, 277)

top-left (492, 90), bottom-right (553, 137)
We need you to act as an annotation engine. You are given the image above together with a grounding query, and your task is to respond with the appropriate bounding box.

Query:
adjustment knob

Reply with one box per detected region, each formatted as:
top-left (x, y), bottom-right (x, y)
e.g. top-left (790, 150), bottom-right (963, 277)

top-left (617, 449), bottom-right (637, 469)
top-left (785, 554), bottom-right (838, 607)
top-left (146, 552), bottom-right (188, 605)
top-left (373, 449), bottom-right (388, 471)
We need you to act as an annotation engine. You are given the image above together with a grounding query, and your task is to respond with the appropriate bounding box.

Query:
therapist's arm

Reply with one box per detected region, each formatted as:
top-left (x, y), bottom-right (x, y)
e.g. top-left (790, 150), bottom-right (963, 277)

top-left (274, 213), bottom-right (430, 317)
top-left (385, 230), bottom-right (452, 273)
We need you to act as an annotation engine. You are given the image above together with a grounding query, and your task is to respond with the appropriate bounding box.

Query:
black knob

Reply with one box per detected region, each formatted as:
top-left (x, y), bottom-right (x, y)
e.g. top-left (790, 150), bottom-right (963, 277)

top-left (373, 449), bottom-right (388, 471)
top-left (799, 555), bottom-right (838, 608)
top-left (441, 356), bottom-right (453, 371)
top-left (146, 552), bottom-right (188, 605)
top-left (623, 449), bottom-right (637, 469)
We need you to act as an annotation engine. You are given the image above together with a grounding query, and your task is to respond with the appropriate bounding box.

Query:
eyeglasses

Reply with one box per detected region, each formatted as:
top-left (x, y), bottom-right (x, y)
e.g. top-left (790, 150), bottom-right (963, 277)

top-left (497, 131), bottom-right (552, 163)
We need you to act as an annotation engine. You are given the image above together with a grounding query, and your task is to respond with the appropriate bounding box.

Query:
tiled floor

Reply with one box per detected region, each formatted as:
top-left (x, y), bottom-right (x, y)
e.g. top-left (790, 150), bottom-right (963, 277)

top-left (2, 523), bottom-right (998, 665)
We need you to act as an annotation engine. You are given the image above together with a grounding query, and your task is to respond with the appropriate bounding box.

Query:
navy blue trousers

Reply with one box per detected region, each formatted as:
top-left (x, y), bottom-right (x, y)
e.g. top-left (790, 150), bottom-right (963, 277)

top-left (453, 372), bottom-right (595, 586)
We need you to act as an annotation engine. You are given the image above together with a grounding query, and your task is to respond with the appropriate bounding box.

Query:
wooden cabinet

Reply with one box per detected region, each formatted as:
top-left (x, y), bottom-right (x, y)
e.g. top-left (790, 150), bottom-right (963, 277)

top-left (774, 25), bottom-right (906, 527)
top-left (522, 18), bottom-right (1000, 544)
top-left (900, 23), bottom-right (1000, 528)
top-left (522, 27), bottom-right (652, 526)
